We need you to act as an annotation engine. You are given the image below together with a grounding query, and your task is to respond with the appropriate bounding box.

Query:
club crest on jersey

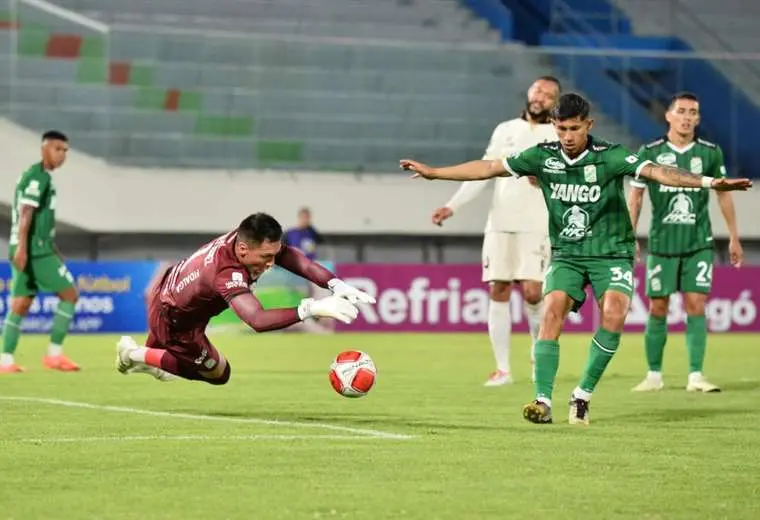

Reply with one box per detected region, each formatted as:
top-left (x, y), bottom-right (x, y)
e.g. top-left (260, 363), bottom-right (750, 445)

top-left (559, 205), bottom-right (591, 241)
top-left (662, 193), bottom-right (696, 225)
top-left (583, 165), bottom-right (597, 183)
top-left (690, 157), bottom-right (703, 174)
top-left (656, 152), bottom-right (677, 166)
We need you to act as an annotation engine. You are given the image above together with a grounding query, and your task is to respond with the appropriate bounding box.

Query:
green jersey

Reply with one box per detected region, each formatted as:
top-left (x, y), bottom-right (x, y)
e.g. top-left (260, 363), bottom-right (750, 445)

top-left (631, 136), bottom-right (726, 256)
top-left (9, 162), bottom-right (57, 258)
top-left (503, 136), bottom-right (651, 259)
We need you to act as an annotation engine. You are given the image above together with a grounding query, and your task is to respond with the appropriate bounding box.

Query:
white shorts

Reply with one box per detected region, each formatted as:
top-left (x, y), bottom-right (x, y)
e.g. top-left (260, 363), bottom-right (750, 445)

top-left (481, 232), bottom-right (550, 283)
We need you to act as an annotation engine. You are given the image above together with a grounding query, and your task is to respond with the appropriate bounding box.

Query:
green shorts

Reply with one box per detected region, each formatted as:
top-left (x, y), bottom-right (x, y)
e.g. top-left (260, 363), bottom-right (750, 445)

top-left (10, 254), bottom-right (75, 297)
top-left (645, 249), bottom-right (713, 298)
top-left (543, 257), bottom-right (634, 312)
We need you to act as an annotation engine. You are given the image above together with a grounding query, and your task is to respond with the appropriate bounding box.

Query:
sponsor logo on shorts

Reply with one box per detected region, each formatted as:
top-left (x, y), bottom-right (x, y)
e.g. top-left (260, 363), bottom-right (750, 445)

top-left (194, 347), bottom-right (208, 365)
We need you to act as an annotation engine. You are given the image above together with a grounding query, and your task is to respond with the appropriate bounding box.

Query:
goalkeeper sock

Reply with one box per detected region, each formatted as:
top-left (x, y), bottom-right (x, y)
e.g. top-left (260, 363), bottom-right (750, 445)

top-left (578, 328), bottom-right (621, 396)
top-left (143, 348), bottom-right (204, 381)
top-left (644, 315), bottom-right (667, 372)
top-left (487, 300), bottom-right (511, 373)
top-left (534, 339), bottom-right (559, 405)
top-left (2, 312), bottom-right (23, 363)
top-left (686, 314), bottom-right (707, 374)
top-left (50, 301), bottom-right (76, 349)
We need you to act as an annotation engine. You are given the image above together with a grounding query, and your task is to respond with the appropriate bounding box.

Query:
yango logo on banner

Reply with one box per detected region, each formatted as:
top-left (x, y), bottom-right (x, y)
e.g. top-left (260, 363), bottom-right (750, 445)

top-left (0, 261), bottom-right (160, 333)
top-left (334, 264), bottom-right (760, 333)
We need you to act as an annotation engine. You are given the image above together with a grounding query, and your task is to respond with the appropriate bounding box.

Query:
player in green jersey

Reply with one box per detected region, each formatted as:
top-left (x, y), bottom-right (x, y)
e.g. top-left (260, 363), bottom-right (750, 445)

top-left (0, 130), bottom-right (81, 373)
top-left (401, 93), bottom-right (751, 425)
top-left (628, 92), bottom-right (742, 393)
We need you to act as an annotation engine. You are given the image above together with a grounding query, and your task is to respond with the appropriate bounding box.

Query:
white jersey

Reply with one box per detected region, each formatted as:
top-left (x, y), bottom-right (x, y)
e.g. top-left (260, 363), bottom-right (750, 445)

top-left (445, 116), bottom-right (557, 234)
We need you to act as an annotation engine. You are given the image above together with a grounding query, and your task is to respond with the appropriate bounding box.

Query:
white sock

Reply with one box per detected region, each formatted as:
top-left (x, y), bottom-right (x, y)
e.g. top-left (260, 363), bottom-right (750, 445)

top-left (524, 300), bottom-right (543, 349)
top-left (128, 347), bottom-right (148, 363)
top-left (488, 300), bottom-right (512, 373)
top-left (648, 370), bottom-right (663, 381)
top-left (573, 386), bottom-right (593, 401)
top-left (688, 371), bottom-right (702, 383)
top-left (0, 353), bottom-right (14, 366)
top-left (47, 343), bottom-right (62, 357)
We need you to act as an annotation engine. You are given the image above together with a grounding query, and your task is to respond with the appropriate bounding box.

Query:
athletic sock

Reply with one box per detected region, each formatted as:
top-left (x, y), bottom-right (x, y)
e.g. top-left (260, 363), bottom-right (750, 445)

top-left (644, 315), bottom-right (667, 372)
top-left (534, 339), bottom-right (560, 405)
top-left (488, 300), bottom-right (511, 373)
top-left (686, 314), bottom-right (707, 374)
top-left (578, 328), bottom-right (621, 396)
top-left (2, 312), bottom-right (23, 362)
top-left (49, 301), bottom-right (76, 349)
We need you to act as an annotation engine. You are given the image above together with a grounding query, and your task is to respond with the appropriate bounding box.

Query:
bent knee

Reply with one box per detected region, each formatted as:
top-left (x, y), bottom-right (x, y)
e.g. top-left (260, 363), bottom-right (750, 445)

top-left (649, 297), bottom-right (669, 318)
top-left (490, 281), bottom-right (512, 302)
top-left (205, 362), bottom-right (231, 386)
top-left (58, 287), bottom-right (79, 303)
top-left (522, 285), bottom-right (542, 305)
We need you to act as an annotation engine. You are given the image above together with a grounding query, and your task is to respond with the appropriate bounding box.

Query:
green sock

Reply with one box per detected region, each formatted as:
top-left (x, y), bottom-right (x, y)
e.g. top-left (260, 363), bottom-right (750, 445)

top-left (644, 315), bottom-right (667, 372)
top-left (534, 339), bottom-right (560, 402)
top-left (2, 312), bottom-right (23, 355)
top-left (50, 301), bottom-right (76, 346)
top-left (579, 328), bottom-right (621, 393)
top-left (686, 314), bottom-right (707, 374)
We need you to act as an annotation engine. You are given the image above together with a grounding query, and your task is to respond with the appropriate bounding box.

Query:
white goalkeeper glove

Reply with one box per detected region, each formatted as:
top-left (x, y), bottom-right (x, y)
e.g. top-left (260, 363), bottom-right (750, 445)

top-left (297, 295), bottom-right (359, 324)
top-left (328, 278), bottom-right (377, 305)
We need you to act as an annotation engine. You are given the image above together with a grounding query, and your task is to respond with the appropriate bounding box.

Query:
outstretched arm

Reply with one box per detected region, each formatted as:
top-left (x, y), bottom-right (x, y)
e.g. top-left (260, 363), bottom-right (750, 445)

top-left (229, 292), bottom-right (301, 332)
top-left (276, 244), bottom-right (333, 288)
top-left (638, 163), bottom-right (752, 191)
top-left (401, 159), bottom-right (509, 181)
top-left (276, 245), bottom-right (376, 304)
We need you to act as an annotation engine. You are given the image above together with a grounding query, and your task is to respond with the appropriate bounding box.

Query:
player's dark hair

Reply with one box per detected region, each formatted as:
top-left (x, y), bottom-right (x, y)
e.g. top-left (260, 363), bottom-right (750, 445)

top-left (42, 130), bottom-right (68, 142)
top-left (536, 75), bottom-right (562, 92)
top-left (550, 93), bottom-right (590, 121)
top-left (237, 213), bottom-right (283, 245)
top-left (668, 91), bottom-right (699, 109)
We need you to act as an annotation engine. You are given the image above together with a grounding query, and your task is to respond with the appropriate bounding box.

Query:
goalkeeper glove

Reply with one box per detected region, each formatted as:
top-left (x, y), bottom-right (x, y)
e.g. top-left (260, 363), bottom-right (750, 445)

top-left (298, 295), bottom-right (359, 324)
top-left (328, 278), bottom-right (376, 305)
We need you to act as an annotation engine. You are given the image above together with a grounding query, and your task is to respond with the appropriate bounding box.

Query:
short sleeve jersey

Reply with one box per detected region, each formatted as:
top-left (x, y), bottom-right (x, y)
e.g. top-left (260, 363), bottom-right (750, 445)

top-left (503, 136), bottom-right (651, 259)
top-left (9, 162), bottom-right (57, 257)
top-left (160, 231), bottom-right (255, 327)
top-left (631, 136), bottom-right (726, 255)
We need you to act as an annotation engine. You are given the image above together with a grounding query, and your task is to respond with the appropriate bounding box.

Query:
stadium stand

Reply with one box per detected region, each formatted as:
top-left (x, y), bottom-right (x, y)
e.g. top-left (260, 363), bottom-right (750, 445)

top-left (0, 0), bottom-right (635, 171)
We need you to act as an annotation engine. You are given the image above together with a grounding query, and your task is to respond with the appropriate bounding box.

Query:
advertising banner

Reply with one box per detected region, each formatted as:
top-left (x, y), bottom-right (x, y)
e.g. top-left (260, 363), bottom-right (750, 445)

top-left (0, 260), bottom-right (334, 334)
top-left (335, 264), bottom-right (759, 333)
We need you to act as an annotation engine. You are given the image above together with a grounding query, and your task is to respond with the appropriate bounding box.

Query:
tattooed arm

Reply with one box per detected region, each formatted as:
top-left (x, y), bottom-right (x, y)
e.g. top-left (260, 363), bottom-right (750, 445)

top-left (638, 163), bottom-right (753, 191)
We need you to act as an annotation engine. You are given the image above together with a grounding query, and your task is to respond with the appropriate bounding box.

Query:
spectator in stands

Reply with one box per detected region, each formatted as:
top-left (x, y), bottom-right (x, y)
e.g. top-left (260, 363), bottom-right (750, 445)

top-left (284, 207), bottom-right (324, 261)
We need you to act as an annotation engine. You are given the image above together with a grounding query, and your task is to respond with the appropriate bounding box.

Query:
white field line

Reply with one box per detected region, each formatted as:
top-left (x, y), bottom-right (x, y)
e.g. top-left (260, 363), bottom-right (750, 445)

top-left (0, 396), bottom-right (414, 440)
top-left (6, 434), bottom-right (383, 444)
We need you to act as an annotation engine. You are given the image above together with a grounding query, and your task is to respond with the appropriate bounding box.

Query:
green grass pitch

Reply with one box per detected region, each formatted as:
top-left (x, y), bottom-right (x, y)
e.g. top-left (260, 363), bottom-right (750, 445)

top-left (1, 332), bottom-right (759, 519)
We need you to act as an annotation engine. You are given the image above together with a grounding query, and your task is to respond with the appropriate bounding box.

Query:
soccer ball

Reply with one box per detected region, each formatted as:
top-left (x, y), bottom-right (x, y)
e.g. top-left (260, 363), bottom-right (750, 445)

top-left (329, 350), bottom-right (376, 398)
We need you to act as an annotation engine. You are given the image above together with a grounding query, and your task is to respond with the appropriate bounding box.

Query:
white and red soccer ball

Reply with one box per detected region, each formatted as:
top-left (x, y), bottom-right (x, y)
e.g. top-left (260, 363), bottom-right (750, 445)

top-left (329, 350), bottom-right (376, 398)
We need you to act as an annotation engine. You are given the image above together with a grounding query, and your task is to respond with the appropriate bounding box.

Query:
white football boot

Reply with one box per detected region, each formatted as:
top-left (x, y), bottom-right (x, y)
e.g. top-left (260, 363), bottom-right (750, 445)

top-left (686, 373), bottom-right (721, 393)
top-left (632, 372), bottom-right (665, 392)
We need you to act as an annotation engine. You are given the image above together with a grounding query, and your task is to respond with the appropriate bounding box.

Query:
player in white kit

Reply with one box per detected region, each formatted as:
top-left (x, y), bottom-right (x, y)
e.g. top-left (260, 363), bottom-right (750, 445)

top-left (430, 76), bottom-right (560, 386)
